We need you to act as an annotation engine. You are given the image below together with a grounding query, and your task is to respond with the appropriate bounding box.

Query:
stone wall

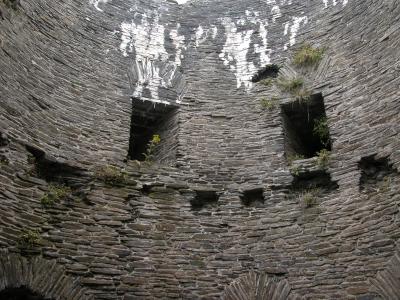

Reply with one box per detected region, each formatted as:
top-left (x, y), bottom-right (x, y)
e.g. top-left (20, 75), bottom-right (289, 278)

top-left (1, 0), bottom-right (400, 299)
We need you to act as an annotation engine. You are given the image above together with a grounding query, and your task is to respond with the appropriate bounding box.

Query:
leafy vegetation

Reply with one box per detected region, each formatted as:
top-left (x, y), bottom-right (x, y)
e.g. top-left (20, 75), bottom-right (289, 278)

top-left (293, 44), bottom-right (324, 67)
top-left (316, 149), bottom-right (330, 168)
top-left (260, 97), bottom-right (278, 110)
top-left (313, 116), bottom-right (330, 147)
top-left (41, 184), bottom-right (71, 207)
top-left (95, 165), bottom-right (127, 185)
top-left (143, 134), bottom-right (161, 163)
top-left (287, 153), bottom-right (305, 165)
top-left (2, 0), bottom-right (19, 10)
top-left (18, 229), bottom-right (41, 249)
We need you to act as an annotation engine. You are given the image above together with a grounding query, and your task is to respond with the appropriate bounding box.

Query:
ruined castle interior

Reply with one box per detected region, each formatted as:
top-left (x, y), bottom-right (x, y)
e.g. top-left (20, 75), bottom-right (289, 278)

top-left (0, 0), bottom-right (400, 299)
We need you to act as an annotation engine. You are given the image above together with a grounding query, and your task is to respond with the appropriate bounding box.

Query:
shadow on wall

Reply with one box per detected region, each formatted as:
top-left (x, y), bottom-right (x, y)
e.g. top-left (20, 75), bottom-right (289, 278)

top-left (0, 287), bottom-right (51, 300)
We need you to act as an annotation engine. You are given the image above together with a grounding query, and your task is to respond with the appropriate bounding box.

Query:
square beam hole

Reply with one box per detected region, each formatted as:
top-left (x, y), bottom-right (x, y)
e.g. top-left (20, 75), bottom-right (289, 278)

top-left (128, 99), bottom-right (178, 162)
top-left (191, 190), bottom-right (220, 211)
top-left (281, 93), bottom-right (331, 159)
top-left (240, 188), bottom-right (265, 207)
top-left (251, 64), bottom-right (280, 82)
top-left (359, 155), bottom-right (395, 191)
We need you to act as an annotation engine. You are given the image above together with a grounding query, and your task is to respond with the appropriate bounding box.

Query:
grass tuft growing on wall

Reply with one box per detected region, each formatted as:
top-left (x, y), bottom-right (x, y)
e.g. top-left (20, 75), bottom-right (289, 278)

top-left (293, 44), bottom-right (324, 67)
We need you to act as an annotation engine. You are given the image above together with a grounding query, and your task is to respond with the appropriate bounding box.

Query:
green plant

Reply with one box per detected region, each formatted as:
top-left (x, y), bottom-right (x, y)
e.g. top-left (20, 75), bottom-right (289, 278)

top-left (143, 134), bottom-right (161, 163)
top-left (287, 153), bottom-right (305, 165)
top-left (2, 0), bottom-right (19, 10)
top-left (260, 97), bottom-right (278, 110)
top-left (378, 176), bottom-right (391, 192)
top-left (259, 78), bottom-right (275, 87)
top-left (95, 165), bottom-right (127, 185)
top-left (0, 155), bottom-right (9, 165)
top-left (18, 229), bottom-right (41, 249)
top-left (313, 117), bottom-right (331, 147)
top-left (300, 188), bottom-right (320, 208)
top-left (277, 77), bottom-right (304, 94)
top-left (290, 165), bottom-right (300, 176)
top-left (293, 44), bottom-right (324, 67)
top-left (41, 184), bottom-right (71, 207)
top-left (316, 149), bottom-right (330, 168)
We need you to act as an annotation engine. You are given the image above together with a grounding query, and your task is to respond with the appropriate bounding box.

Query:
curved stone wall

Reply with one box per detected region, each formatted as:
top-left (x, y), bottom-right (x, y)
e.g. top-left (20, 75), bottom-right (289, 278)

top-left (1, 0), bottom-right (400, 299)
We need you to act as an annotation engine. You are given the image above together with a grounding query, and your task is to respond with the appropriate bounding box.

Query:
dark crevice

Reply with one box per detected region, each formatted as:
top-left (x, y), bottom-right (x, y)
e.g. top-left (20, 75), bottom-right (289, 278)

top-left (128, 98), bottom-right (178, 162)
top-left (240, 188), bottom-right (265, 207)
top-left (141, 184), bottom-right (152, 195)
top-left (0, 132), bottom-right (9, 147)
top-left (25, 145), bottom-right (93, 204)
top-left (0, 132), bottom-right (10, 164)
top-left (251, 64), bottom-right (280, 82)
top-left (359, 155), bottom-right (396, 191)
top-left (26, 145), bottom-right (87, 186)
top-left (0, 287), bottom-right (52, 300)
top-left (281, 93), bottom-right (331, 158)
top-left (191, 190), bottom-right (220, 211)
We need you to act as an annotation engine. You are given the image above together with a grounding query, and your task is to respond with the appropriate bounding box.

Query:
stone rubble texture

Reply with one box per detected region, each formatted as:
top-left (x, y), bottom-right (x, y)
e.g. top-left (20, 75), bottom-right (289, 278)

top-left (0, 0), bottom-right (400, 299)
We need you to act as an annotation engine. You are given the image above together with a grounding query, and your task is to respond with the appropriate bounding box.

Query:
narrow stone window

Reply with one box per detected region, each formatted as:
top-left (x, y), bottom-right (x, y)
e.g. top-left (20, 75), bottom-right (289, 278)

top-left (128, 99), bottom-right (178, 163)
top-left (191, 190), bottom-right (220, 210)
top-left (240, 188), bottom-right (264, 207)
top-left (359, 155), bottom-right (395, 191)
top-left (251, 64), bottom-right (280, 83)
top-left (281, 93), bottom-right (331, 158)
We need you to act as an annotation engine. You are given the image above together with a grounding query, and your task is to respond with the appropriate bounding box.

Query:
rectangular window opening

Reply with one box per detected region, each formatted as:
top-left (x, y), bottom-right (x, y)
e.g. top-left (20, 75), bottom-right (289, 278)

top-left (281, 93), bottom-right (331, 159)
top-left (128, 99), bottom-right (178, 163)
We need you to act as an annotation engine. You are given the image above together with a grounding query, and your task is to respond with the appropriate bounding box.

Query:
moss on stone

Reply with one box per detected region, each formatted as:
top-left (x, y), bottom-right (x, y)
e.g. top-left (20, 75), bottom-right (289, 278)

top-left (260, 97), bottom-right (278, 110)
top-left (18, 229), bottom-right (41, 249)
top-left (95, 165), bottom-right (127, 186)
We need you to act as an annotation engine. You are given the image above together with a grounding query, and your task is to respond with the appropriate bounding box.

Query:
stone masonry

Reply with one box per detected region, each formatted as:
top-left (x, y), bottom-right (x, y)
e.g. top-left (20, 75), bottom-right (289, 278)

top-left (1, 0), bottom-right (400, 299)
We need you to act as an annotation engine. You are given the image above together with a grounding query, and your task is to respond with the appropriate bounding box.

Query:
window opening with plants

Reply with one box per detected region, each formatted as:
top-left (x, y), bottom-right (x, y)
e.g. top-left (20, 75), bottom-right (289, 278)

top-left (128, 99), bottom-right (177, 163)
top-left (281, 93), bottom-right (331, 159)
